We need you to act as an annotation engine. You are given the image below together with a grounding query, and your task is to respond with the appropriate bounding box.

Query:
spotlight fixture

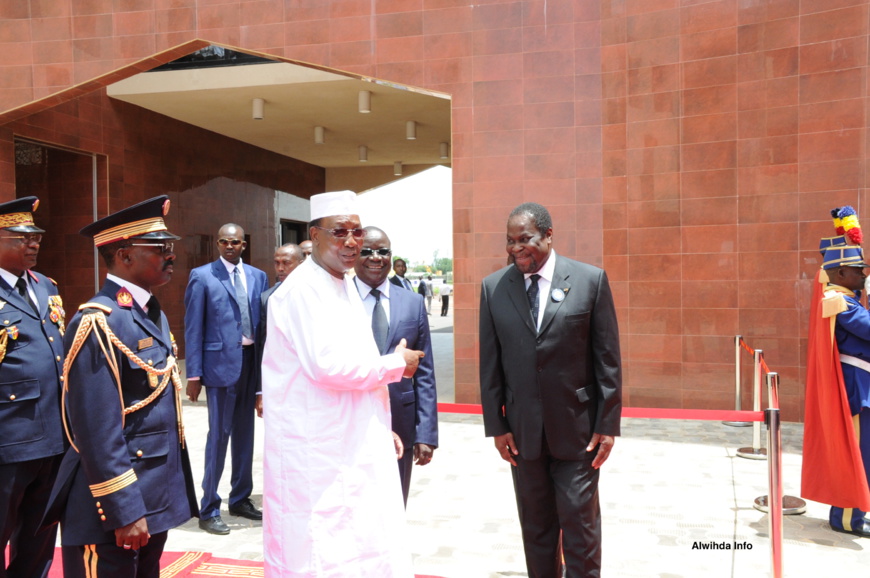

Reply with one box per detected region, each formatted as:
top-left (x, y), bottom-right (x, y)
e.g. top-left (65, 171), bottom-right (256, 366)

top-left (439, 142), bottom-right (449, 160)
top-left (252, 98), bottom-right (264, 120)
top-left (359, 145), bottom-right (368, 162)
top-left (406, 120), bottom-right (416, 140)
top-left (394, 162), bottom-right (402, 176)
top-left (359, 91), bottom-right (371, 113)
top-left (314, 126), bottom-right (325, 145)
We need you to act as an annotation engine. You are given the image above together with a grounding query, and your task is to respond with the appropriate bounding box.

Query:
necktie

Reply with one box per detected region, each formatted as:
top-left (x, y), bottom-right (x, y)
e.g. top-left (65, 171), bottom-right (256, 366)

top-left (527, 274), bottom-right (541, 329)
top-left (16, 276), bottom-right (38, 315)
top-left (146, 295), bottom-right (161, 326)
top-left (404, 278), bottom-right (412, 291)
top-left (233, 266), bottom-right (253, 339)
top-left (370, 288), bottom-right (389, 354)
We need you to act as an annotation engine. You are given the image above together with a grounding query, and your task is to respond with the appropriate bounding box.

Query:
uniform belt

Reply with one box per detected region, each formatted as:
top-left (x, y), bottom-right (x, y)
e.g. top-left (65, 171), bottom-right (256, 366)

top-left (840, 354), bottom-right (870, 373)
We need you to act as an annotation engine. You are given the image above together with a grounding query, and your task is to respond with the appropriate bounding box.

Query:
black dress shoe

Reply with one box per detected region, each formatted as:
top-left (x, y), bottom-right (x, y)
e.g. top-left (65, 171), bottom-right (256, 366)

top-left (199, 515), bottom-right (230, 535)
top-left (832, 522), bottom-right (870, 538)
top-left (228, 498), bottom-right (263, 520)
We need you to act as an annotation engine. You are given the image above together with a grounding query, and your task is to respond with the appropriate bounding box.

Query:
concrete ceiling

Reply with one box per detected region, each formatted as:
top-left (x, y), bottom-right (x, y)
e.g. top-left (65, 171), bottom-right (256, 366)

top-left (106, 58), bottom-right (451, 186)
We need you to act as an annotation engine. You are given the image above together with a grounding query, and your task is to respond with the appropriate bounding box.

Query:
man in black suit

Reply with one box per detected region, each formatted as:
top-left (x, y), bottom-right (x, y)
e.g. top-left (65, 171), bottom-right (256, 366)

top-left (478, 202), bottom-right (622, 578)
top-left (389, 258), bottom-right (414, 291)
top-left (0, 196), bottom-right (66, 578)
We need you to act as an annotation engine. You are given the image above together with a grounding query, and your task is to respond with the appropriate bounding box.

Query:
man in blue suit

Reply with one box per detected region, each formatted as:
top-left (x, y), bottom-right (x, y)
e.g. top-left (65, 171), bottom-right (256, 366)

top-left (0, 196), bottom-right (66, 578)
top-left (184, 223), bottom-right (268, 535)
top-left (354, 226), bottom-right (438, 505)
top-left (46, 195), bottom-right (198, 578)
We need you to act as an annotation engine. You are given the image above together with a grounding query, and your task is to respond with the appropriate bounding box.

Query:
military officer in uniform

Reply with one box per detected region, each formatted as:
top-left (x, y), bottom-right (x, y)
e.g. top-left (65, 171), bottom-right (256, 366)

top-left (44, 196), bottom-right (198, 578)
top-left (0, 196), bottom-right (66, 578)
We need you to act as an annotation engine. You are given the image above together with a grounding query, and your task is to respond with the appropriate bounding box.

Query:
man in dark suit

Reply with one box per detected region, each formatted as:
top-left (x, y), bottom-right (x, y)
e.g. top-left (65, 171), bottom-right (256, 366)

top-left (389, 258), bottom-right (414, 292)
top-left (184, 224), bottom-right (268, 534)
top-left (354, 227), bottom-right (438, 505)
top-left (46, 195), bottom-right (198, 578)
top-left (479, 202), bottom-right (622, 578)
top-left (0, 196), bottom-right (66, 578)
top-left (256, 243), bottom-right (304, 417)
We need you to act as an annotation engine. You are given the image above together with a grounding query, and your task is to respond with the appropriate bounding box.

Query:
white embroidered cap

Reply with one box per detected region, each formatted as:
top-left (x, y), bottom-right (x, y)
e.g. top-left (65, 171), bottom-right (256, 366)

top-left (310, 190), bottom-right (358, 221)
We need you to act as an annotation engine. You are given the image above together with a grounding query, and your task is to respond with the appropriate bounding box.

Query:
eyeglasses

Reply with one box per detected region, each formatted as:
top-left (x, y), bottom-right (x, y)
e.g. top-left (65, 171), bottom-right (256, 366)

top-left (313, 226), bottom-right (366, 239)
top-left (128, 242), bottom-right (174, 255)
top-left (218, 238), bottom-right (244, 246)
top-left (2, 234), bottom-right (42, 245)
top-left (360, 248), bottom-right (392, 258)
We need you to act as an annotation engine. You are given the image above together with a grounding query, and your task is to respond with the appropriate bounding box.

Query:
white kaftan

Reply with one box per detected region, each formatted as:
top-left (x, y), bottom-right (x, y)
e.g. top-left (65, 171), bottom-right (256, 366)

top-left (261, 258), bottom-right (412, 577)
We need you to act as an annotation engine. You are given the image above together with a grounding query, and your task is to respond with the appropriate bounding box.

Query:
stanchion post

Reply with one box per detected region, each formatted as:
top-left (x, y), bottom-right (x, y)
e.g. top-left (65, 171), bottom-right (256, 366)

top-left (738, 349), bottom-right (767, 458)
top-left (754, 373), bottom-right (806, 518)
top-left (735, 335), bottom-right (742, 410)
top-left (724, 335), bottom-right (751, 427)
top-left (766, 373), bottom-right (783, 578)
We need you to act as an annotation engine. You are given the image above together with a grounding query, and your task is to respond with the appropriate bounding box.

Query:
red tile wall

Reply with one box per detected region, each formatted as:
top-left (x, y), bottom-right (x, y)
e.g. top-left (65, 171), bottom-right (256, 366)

top-left (2, 0), bottom-right (869, 420)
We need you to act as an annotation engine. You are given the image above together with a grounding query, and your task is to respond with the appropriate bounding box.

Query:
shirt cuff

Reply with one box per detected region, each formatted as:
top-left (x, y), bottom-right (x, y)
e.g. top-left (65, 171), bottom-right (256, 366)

top-left (382, 352), bottom-right (407, 384)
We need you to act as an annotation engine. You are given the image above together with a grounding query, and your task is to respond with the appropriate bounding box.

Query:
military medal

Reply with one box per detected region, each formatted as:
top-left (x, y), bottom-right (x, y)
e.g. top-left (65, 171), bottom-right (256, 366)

top-left (7, 325), bottom-right (18, 340)
top-left (116, 288), bottom-right (133, 308)
top-left (551, 288), bottom-right (566, 302)
top-left (48, 295), bottom-right (65, 336)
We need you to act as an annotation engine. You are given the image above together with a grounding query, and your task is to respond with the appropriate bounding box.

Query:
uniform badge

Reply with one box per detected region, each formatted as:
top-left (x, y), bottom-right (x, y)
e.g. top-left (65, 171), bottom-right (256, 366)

top-left (138, 337), bottom-right (153, 350)
top-left (551, 288), bottom-right (566, 302)
top-left (162, 199), bottom-right (170, 215)
top-left (116, 288), bottom-right (134, 308)
top-left (7, 325), bottom-right (18, 340)
top-left (0, 327), bottom-right (7, 364)
top-left (0, 300), bottom-right (5, 311)
top-left (48, 295), bottom-right (65, 336)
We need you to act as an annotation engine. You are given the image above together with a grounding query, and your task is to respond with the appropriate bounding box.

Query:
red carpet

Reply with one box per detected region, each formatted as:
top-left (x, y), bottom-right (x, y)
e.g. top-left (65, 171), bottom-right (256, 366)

top-left (43, 548), bottom-right (444, 577)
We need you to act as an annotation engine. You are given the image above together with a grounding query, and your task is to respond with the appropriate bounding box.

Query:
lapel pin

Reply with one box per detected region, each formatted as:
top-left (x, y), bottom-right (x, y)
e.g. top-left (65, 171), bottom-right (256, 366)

top-left (551, 288), bottom-right (566, 302)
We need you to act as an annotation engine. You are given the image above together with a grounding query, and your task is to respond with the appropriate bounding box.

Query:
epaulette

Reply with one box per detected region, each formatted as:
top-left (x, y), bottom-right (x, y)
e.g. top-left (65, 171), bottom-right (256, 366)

top-left (822, 290), bottom-right (849, 319)
top-left (78, 302), bottom-right (112, 314)
top-left (48, 276), bottom-right (58, 286)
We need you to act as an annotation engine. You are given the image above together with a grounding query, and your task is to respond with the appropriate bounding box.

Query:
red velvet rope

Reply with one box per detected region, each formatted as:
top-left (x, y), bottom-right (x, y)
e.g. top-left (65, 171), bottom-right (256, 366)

top-left (437, 403), bottom-right (764, 422)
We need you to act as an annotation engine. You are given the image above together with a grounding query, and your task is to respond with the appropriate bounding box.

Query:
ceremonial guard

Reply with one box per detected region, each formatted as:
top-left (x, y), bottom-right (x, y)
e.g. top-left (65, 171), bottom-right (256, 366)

top-left (0, 196), bottom-right (66, 578)
top-left (803, 207), bottom-right (870, 537)
top-left (44, 196), bottom-right (198, 577)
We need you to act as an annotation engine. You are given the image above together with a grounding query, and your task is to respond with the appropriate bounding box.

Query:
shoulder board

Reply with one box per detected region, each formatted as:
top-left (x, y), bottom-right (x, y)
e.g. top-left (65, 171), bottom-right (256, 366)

top-left (822, 290), bottom-right (849, 319)
top-left (78, 302), bottom-right (112, 314)
top-left (48, 276), bottom-right (58, 286)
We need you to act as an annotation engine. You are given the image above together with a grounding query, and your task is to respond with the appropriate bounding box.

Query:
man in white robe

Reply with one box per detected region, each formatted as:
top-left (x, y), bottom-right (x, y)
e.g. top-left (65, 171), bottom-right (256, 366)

top-left (261, 191), bottom-right (424, 577)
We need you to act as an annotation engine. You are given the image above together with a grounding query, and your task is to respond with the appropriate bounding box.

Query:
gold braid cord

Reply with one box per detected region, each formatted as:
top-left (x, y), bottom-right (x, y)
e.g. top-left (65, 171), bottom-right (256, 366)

top-left (62, 310), bottom-right (185, 453)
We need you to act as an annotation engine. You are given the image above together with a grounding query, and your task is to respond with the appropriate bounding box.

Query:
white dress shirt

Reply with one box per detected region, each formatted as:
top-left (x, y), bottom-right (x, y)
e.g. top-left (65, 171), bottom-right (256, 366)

top-left (355, 277), bottom-right (392, 326)
top-left (0, 267), bottom-right (39, 308)
top-left (524, 250), bottom-right (557, 331)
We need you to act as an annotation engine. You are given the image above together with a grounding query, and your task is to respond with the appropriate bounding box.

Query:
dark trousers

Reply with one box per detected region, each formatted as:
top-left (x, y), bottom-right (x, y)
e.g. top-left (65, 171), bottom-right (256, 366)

top-left (62, 531), bottom-right (167, 578)
top-left (200, 347), bottom-right (256, 519)
top-left (0, 454), bottom-right (62, 578)
top-left (441, 296), bottom-right (450, 316)
top-left (511, 432), bottom-right (601, 578)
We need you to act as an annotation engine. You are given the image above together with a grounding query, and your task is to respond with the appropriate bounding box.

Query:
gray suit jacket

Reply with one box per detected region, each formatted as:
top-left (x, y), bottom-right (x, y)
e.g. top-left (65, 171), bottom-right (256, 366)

top-left (478, 255), bottom-right (622, 461)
